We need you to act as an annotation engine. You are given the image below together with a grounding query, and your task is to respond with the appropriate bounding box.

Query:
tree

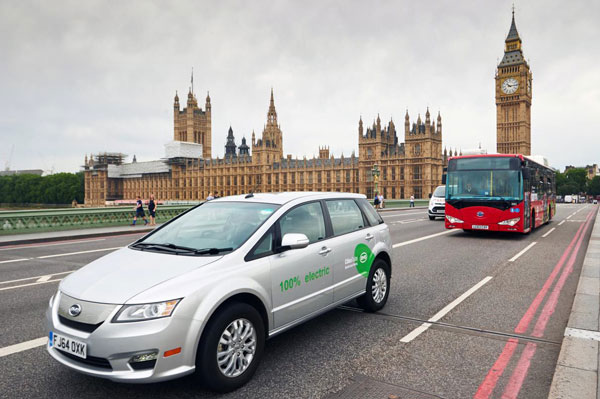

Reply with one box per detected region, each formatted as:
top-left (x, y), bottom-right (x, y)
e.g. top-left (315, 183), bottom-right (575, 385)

top-left (0, 172), bottom-right (84, 205)
top-left (588, 176), bottom-right (600, 196)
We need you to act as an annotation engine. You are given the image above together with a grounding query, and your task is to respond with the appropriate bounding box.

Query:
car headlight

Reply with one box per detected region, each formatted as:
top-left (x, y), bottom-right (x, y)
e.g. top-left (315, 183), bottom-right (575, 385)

top-left (112, 299), bottom-right (181, 323)
top-left (446, 215), bottom-right (464, 224)
top-left (498, 217), bottom-right (520, 226)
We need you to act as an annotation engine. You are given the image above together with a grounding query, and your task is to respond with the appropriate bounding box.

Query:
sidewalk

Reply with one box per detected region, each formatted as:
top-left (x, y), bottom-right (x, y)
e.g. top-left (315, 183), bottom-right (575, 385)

top-left (0, 224), bottom-right (159, 247)
top-left (549, 207), bottom-right (600, 398)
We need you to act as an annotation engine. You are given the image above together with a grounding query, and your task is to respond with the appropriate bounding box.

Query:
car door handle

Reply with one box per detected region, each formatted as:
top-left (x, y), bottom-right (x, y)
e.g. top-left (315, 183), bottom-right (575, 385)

top-left (318, 247), bottom-right (332, 256)
top-left (365, 233), bottom-right (374, 240)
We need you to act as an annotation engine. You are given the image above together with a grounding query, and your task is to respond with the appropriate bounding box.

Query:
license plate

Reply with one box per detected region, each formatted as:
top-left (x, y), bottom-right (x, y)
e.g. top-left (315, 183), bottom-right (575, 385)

top-left (49, 331), bottom-right (87, 359)
top-left (472, 225), bottom-right (489, 230)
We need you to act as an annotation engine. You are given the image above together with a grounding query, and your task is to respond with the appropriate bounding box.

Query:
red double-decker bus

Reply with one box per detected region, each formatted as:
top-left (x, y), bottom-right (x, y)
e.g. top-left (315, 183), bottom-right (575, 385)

top-left (445, 154), bottom-right (556, 233)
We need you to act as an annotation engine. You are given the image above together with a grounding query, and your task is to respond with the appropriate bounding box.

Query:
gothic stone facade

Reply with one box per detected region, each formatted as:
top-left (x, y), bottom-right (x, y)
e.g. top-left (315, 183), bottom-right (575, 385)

top-left (496, 11), bottom-right (532, 155)
top-left (84, 89), bottom-right (446, 206)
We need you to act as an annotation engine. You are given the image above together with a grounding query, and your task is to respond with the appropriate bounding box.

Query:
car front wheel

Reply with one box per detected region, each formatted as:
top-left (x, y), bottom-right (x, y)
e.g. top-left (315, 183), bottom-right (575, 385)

top-left (357, 259), bottom-right (390, 312)
top-left (196, 302), bottom-right (265, 392)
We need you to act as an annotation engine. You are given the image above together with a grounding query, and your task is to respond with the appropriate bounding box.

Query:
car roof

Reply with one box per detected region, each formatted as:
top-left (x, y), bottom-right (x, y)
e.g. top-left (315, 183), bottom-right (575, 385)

top-left (212, 192), bottom-right (366, 206)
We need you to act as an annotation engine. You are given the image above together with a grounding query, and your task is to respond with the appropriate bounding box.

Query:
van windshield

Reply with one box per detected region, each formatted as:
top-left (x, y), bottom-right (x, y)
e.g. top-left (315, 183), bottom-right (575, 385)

top-left (433, 186), bottom-right (445, 198)
top-left (132, 201), bottom-right (279, 255)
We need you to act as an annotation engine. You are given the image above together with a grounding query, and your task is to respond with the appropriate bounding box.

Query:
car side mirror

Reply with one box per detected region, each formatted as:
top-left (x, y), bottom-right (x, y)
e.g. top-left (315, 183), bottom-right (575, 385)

top-left (441, 174), bottom-right (447, 185)
top-left (280, 233), bottom-right (309, 251)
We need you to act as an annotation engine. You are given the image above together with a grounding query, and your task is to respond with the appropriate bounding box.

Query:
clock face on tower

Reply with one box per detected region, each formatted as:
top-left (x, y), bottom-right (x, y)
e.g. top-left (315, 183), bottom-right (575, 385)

top-left (502, 78), bottom-right (519, 94)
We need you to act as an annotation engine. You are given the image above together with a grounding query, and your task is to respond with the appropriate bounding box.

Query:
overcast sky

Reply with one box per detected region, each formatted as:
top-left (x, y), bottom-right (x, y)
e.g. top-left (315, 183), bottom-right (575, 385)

top-left (1, 0), bottom-right (599, 173)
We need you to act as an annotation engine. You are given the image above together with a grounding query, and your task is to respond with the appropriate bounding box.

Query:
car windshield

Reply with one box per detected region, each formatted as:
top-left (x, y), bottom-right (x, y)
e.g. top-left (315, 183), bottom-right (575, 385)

top-left (433, 186), bottom-right (445, 198)
top-left (446, 169), bottom-right (522, 201)
top-left (135, 201), bottom-right (279, 254)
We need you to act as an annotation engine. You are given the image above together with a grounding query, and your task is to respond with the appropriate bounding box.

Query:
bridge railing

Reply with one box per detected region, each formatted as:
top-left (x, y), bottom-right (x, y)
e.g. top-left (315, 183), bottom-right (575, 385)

top-left (0, 199), bottom-right (430, 235)
top-left (0, 205), bottom-right (194, 235)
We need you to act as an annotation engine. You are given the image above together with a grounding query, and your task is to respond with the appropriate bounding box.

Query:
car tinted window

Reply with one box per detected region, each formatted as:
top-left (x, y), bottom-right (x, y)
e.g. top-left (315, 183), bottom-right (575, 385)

top-left (279, 202), bottom-right (326, 244)
top-left (326, 199), bottom-right (365, 235)
top-left (357, 198), bottom-right (383, 226)
top-left (248, 229), bottom-right (274, 260)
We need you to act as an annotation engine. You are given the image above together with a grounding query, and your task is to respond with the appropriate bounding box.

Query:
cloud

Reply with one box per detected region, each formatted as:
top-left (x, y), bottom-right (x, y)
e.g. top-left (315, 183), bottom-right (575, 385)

top-left (0, 0), bottom-right (598, 173)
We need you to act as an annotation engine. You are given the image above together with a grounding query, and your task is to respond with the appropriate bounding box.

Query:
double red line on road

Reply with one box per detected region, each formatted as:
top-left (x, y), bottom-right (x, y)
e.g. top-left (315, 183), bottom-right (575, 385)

top-left (474, 209), bottom-right (595, 399)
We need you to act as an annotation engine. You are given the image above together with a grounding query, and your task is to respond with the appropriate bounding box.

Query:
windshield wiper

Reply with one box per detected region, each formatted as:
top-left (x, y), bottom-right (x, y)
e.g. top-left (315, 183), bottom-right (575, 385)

top-left (130, 242), bottom-right (197, 254)
top-left (193, 247), bottom-right (234, 255)
top-left (131, 243), bottom-right (233, 255)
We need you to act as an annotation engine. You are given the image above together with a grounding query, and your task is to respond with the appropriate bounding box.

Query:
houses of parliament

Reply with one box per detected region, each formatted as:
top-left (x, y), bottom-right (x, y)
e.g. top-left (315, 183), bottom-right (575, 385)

top-left (84, 11), bottom-right (530, 206)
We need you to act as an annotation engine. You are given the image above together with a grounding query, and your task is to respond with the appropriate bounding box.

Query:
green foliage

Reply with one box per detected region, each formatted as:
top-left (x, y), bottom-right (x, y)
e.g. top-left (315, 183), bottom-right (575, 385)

top-left (0, 172), bottom-right (84, 204)
top-left (556, 168), bottom-right (588, 195)
top-left (588, 176), bottom-right (600, 196)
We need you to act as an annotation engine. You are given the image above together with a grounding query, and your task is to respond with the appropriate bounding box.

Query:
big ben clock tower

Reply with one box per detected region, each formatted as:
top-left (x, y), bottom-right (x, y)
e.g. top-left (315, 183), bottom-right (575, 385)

top-left (496, 9), bottom-right (532, 155)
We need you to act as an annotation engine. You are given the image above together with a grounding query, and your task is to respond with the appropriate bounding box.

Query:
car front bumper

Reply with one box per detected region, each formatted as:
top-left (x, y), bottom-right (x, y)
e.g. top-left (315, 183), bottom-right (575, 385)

top-left (46, 293), bottom-right (201, 383)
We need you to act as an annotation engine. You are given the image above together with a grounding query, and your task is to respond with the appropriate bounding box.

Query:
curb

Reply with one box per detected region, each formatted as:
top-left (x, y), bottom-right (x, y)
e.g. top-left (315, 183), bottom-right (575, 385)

top-left (0, 227), bottom-right (156, 247)
top-left (378, 206), bottom-right (428, 213)
top-left (549, 206), bottom-right (600, 399)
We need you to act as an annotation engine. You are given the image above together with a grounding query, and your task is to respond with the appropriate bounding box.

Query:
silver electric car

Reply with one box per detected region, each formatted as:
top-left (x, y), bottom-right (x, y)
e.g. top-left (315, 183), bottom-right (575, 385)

top-left (46, 192), bottom-right (393, 392)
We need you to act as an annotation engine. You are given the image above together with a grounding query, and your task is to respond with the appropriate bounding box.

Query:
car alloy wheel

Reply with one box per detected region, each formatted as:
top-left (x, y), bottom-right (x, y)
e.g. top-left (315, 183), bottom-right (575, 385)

top-left (371, 268), bottom-right (387, 304)
top-left (216, 318), bottom-right (257, 378)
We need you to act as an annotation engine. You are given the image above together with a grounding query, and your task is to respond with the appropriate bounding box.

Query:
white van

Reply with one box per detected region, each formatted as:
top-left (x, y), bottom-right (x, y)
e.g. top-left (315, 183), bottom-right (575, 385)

top-left (428, 185), bottom-right (446, 220)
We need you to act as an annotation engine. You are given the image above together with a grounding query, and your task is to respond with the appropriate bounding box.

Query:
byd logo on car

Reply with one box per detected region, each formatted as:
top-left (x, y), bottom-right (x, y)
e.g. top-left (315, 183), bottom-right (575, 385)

top-left (476, 211), bottom-right (485, 217)
top-left (68, 304), bottom-right (82, 317)
top-left (359, 252), bottom-right (368, 264)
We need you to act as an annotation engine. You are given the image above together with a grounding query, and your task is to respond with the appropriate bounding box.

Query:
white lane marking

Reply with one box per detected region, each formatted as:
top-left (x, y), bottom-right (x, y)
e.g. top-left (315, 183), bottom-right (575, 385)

top-left (0, 258), bottom-right (31, 264)
top-left (0, 271), bottom-right (73, 285)
top-left (542, 228), bottom-right (556, 238)
top-left (0, 238), bottom-right (106, 251)
top-left (393, 229), bottom-right (457, 248)
top-left (36, 275), bottom-right (51, 283)
top-left (0, 337), bottom-right (47, 358)
top-left (558, 220), bottom-right (566, 226)
top-left (565, 327), bottom-right (600, 342)
top-left (509, 242), bottom-right (537, 262)
top-left (566, 214), bottom-right (573, 220)
top-left (36, 247), bottom-right (122, 259)
top-left (400, 276), bottom-right (493, 343)
top-left (0, 279), bottom-right (62, 292)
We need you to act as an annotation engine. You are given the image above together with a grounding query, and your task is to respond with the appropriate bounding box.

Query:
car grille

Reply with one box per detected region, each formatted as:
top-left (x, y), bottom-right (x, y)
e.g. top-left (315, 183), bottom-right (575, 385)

top-left (57, 350), bottom-right (112, 370)
top-left (58, 315), bottom-right (103, 333)
top-left (432, 206), bottom-right (445, 212)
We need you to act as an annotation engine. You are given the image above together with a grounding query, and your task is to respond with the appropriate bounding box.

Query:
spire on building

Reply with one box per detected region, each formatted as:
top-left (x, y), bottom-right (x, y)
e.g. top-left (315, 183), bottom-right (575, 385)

top-left (506, 7), bottom-right (520, 42)
top-left (267, 88), bottom-right (278, 125)
top-left (225, 126), bottom-right (237, 158)
top-left (239, 136), bottom-right (250, 156)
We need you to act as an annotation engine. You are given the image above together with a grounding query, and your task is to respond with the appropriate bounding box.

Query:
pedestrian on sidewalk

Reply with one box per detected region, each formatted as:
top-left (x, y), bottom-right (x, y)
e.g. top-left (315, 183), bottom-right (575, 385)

top-left (378, 193), bottom-right (385, 209)
top-left (410, 195), bottom-right (415, 208)
top-left (148, 194), bottom-right (157, 226)
top-left (374, 191), bottom-right (381, 209)
top-left (214, 191), bottom-right (220, 199)
top-left (206, 192), bottom-right (214, 201)
top-left (132, 196), bottom-right (148, 226)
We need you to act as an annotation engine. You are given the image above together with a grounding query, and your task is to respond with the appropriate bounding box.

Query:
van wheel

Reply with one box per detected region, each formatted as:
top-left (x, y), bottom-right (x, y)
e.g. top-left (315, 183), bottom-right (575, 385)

top-left (196, 302), bottom-right (265, 393)
top-left (357, 259), bottom-right (390, 312)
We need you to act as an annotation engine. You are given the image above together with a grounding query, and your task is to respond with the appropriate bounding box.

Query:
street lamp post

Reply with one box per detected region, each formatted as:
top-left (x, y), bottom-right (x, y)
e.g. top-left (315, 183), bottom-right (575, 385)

top-left (371, 163), bottom-right (380, 198)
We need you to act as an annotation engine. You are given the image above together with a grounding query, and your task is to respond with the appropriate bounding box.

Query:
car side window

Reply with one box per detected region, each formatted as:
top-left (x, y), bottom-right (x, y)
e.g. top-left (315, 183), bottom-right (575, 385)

top-left (279, 202), bottom-right (326, 244)
top-left (357, 198), bottom-right (384, 226)
top-left (246, 229), bottom-right (274, 261)
top-left (325, 199), bottom-right (365, 235)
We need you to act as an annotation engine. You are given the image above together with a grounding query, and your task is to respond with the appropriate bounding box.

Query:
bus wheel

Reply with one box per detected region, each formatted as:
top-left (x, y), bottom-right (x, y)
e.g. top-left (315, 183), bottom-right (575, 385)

top-left (531, 211), bottom-right (536, 231)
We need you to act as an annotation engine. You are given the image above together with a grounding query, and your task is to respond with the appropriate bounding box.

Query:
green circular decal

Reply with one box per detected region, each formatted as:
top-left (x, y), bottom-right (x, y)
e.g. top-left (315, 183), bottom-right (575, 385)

top-left (354, 243), bottom-right (375, 277)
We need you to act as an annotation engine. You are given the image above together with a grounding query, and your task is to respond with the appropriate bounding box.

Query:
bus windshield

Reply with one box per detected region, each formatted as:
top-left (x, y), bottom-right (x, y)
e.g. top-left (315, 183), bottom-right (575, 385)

top-left (446, 169), bottom-right (522, 201)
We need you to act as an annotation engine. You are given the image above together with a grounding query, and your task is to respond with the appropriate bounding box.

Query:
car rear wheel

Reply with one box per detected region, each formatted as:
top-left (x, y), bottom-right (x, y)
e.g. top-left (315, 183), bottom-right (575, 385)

top-left (357, 259), bottom-right (390, 312)
top-left (196, 302), bottom-right (265, 393)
